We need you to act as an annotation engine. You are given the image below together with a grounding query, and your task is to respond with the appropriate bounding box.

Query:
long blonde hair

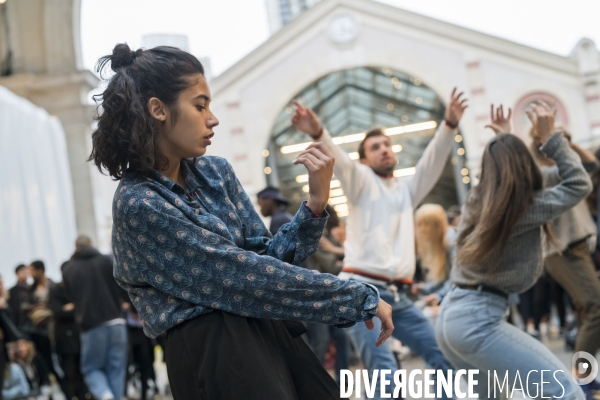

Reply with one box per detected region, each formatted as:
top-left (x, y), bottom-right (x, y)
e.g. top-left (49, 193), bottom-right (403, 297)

top-left (415, 204), bottom-right (448, 283)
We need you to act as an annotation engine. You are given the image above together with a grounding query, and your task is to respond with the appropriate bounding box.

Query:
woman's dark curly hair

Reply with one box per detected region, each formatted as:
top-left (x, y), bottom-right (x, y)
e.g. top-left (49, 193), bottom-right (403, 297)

top-left (89, 43), bottom-right (204, 180)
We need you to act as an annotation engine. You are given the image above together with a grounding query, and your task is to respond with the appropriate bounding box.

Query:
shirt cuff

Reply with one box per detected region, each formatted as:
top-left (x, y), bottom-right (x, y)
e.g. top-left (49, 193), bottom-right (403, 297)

top-left (335, 282), bottom-right (380, 329)
top-left (360, 283), bottom-right (381, 319)
top-left (539, 131), bottom-right (565, 158)
top-left (297, 201), bottom-right (329, 221)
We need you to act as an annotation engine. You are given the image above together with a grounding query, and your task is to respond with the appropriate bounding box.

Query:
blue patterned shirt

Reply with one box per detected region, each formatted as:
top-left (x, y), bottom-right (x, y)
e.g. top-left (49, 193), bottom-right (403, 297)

top-left (112, 156), bottom-right (380, 338)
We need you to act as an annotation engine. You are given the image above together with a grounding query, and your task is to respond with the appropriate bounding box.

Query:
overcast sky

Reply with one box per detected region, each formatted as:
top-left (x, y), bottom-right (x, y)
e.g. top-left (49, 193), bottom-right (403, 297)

top-left (81, 0), bottom-right (600, 77)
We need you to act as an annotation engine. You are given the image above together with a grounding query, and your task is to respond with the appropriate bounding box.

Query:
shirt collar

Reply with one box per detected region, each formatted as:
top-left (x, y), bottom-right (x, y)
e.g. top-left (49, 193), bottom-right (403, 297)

top-left (147, 159), bottom-right (203, 195)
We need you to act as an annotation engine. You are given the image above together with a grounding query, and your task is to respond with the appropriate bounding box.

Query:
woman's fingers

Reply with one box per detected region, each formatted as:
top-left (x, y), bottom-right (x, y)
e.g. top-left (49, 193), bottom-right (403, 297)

top-left (376, 318), bottom-right (394, 347)
top-left (299, 153), bottom-right (323, 170)
top-left (538, 100), bottom-right (553, 114)
top-left (292, 155), bottom-right (317, 170)
top-left (305, 142), bottom-right (334, 160)
top-left (525, 109), bottom-right (536, 125)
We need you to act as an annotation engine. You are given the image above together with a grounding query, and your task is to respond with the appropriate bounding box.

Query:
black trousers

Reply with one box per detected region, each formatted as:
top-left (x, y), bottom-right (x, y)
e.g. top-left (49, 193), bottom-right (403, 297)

top-left (128, 328), bottom-right (156, 400)
top-left (165, 311), bottom-right (340, 400)
top-left (59, 354), bottom-right (88, 400)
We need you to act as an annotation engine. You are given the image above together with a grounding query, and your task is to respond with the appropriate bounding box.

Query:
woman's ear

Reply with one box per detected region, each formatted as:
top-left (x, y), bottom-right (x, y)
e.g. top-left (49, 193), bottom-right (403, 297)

top-left (148, 97), bottom-right (167, 122)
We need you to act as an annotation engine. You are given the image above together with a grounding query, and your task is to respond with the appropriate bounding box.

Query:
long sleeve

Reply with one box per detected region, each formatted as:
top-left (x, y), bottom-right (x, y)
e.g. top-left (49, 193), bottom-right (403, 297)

top-left (405, 123), bottom-right (456, 206)
top-left (114, 175), bottom-right (380, 336)
top-left (520, 132), bottom-right (593, 228)
top-left (219, 158), bottom-right (328, 266)
top-left (48, 287), bottom-right (73, 322)
top-left (318, 129), bottom-right (373, 204)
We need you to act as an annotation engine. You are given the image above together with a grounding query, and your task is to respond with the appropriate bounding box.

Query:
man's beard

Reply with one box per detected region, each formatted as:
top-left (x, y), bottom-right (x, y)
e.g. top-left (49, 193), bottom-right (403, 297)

top-left (372, 163), bottom-right (395, 177)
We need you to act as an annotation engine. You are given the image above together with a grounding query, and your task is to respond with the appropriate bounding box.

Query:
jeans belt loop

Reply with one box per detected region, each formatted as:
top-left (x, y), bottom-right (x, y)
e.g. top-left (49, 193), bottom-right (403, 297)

top-left (476, 285), bottom-right (484, 294)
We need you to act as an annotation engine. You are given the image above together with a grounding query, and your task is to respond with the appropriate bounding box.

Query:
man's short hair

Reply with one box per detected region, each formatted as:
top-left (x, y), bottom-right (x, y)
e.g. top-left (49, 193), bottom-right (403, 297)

top-left (75, 235), bottom-right (93, 252)
top-left (358, 128), bottom-right (388, 159)
top-left (30, 260), bottom-right (45, 272)
top-left (15, 264), bottom-right (26, 274)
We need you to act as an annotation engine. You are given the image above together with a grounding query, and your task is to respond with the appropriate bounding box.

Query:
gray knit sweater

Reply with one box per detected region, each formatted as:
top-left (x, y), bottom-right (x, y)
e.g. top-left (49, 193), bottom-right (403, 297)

top-left (451, 132), bottom-right (593, 294)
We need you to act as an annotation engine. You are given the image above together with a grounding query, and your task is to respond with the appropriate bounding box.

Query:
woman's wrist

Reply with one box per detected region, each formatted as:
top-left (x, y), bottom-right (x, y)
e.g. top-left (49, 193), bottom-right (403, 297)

top-left (306, 198), bottom-right (326, 216)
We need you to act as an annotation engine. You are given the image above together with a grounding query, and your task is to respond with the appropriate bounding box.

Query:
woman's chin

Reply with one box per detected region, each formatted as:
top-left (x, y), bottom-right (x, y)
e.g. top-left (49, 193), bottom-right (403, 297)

top-left (191, 148), bottom-right (207, 158)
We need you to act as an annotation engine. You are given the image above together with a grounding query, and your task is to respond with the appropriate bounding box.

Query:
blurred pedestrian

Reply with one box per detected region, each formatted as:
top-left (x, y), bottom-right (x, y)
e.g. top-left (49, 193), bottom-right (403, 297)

top-left (256, 186), bottom-right (293, 235)
top-left (63, 235), bottom-right (128, 400)
top-left (412, 204), bottom-right (453, 309)
top-left (7, 265), bottom-right (30, 331)
top-left (530, 127), bottom-right (600, 397)
top-left (49, 262), bottom-right (89, 400)
top-left (25, 261), bottom-right (57, 393)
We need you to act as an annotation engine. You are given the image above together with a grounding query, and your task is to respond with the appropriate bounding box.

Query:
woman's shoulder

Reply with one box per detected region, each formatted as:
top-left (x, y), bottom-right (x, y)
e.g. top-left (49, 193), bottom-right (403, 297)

top-left (112, 172), bottom-right (169, 220)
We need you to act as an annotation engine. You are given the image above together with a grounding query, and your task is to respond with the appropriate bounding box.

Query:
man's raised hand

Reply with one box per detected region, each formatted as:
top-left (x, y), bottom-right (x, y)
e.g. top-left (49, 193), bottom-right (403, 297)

top-left (445, 88), bottom-right (468, 127)
top-left (291, 100), bottom-right (322, 138)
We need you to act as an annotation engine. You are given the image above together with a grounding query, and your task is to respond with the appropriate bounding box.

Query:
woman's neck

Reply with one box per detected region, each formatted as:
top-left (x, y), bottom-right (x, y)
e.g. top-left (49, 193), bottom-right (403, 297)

top-left (161, 158), bottom-right (184, 187)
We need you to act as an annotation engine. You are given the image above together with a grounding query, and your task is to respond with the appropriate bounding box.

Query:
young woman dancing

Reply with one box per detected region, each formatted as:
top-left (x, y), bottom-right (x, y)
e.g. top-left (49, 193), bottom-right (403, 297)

top-left (435, 103), bottom-right (591, 399)
top-left (88, 43), bottom-right (393, 400)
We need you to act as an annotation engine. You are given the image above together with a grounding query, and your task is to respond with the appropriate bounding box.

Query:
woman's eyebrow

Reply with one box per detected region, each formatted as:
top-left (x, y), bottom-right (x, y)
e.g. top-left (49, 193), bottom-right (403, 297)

top-left (193, 94), bottom-right (211, 101)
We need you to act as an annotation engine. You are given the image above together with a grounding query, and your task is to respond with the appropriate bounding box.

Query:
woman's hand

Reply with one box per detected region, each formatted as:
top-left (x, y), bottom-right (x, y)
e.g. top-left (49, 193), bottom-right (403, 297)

top-left (485, 104), bottom-right (512, 135)
top-left (445, 88), bottom-right (468, 127)
top-left (293, 142), bottom-right (334, 214)
top-left (364, 299), bottom-right (394, 347)
top-left (291, 100), bottom-right (322, 138)
top-left (526, 101), bottom-right (555, 143)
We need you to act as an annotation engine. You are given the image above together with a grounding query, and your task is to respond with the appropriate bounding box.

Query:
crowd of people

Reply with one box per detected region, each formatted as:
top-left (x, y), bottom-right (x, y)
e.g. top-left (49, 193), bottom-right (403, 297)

top-left (3, 42), bottom-right (600, 400)
top-left (1, 235), bottom-right (164, 400)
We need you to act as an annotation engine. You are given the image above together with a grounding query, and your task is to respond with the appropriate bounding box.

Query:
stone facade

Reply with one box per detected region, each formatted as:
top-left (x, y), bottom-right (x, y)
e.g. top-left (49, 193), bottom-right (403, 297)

top-left (208, 0), bottom-right (600, 201)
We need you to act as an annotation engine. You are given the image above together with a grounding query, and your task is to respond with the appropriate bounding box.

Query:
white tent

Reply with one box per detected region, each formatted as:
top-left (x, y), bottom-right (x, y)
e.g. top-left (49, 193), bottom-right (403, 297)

top-left (0, 85), bottom-right (77, 287)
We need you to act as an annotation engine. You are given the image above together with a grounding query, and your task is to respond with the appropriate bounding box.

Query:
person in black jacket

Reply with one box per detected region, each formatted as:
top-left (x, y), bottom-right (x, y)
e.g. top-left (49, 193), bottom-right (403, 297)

top-left (63, 235), bottom-right (128, 400)
top-left (7, 265), bottom-right (30, 331)
top-left (49, 263), bottom-right (89, 400)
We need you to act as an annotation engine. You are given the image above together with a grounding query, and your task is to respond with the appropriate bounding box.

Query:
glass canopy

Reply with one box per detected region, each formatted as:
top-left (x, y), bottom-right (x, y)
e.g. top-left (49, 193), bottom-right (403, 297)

top-left (265, 67), bottom-right (468, 215)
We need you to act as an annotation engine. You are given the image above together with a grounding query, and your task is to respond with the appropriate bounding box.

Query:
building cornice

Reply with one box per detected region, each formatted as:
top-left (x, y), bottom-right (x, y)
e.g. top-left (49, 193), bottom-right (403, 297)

top-left (211, 0), bottom-right (578, 95)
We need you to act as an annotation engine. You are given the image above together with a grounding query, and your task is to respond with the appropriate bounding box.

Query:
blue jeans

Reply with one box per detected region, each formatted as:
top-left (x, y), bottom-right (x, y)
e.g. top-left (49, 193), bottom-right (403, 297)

top-left (81, 324), bottom-right (128, 400)
top-left (436, 287), bottom-right (584, 400)
top-left (348, 285), bottom-right (452, 399)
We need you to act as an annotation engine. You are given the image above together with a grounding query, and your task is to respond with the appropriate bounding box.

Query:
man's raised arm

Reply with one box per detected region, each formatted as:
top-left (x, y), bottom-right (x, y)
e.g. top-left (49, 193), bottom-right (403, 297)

top-left (408, 88), bottom-right (468, 205)
top-left (291, 100), bottom-right (371, 203)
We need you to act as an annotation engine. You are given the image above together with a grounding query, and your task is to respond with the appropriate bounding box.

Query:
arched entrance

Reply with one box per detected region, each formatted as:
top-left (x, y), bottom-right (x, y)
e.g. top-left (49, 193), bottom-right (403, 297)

top-left (264, 66), bottom-right (469, 215)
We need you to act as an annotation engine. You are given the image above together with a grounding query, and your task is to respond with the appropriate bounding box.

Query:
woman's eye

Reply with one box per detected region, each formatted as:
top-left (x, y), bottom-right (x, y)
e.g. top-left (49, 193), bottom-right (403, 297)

top-left (196, 105), bottom-right (205, 111)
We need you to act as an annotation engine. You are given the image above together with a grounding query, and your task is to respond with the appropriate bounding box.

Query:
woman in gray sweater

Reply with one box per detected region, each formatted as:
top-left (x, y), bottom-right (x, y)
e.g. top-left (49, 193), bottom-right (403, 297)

top-left (435, 103), bottom-right (591, 399)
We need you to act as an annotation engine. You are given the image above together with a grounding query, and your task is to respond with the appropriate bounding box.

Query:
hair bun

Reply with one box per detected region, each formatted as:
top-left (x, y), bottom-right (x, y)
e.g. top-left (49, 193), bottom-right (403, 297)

top-left (110, 43), bottom-right (142, 71)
